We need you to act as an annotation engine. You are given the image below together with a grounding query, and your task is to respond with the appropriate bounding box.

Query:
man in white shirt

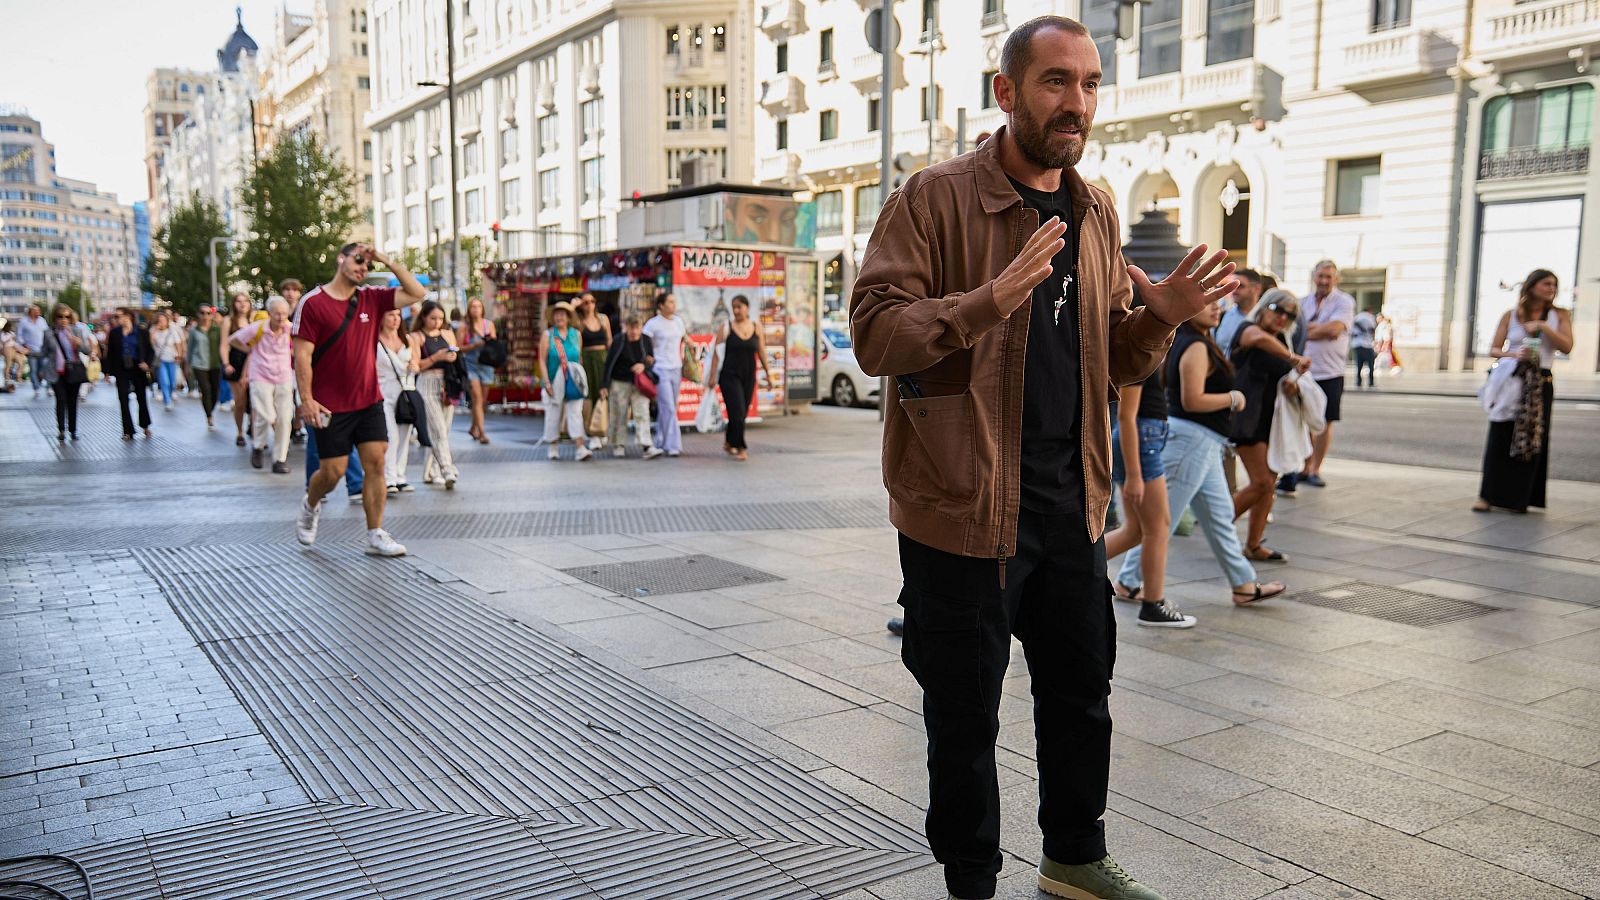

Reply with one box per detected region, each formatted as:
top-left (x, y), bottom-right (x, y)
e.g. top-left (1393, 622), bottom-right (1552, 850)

top-left (641, 292), bottom-right (688, 457)
top-left (1288, 260), bottom-right (1354, 490)
top-left (16, 304), bottom-right (47, 395)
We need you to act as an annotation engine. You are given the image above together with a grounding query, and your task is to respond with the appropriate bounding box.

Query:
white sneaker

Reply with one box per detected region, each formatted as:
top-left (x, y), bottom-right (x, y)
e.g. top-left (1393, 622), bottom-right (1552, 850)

top-left (296, 497), bottom-right (323, 545)
top-left (548, 446), bottom-right (561, 460)
top-left (348, 493), bottom-right (363, 504)
top-left (666, 450), bottom-right (681, 458)
top-left (612, 446), bottom-right (626, 459)
top-left (365, 528), bottom-right (407, 557)
top-left (575, 445), bottom-right (593, 462)
top-left (642, 447), bottom-right (664, 459)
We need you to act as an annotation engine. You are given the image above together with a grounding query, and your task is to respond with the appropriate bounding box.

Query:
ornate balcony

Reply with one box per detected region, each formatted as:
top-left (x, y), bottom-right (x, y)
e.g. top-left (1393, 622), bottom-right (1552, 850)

top-left (759, 0), bottom-right (806, 37)
top-left (759, 75), bottom-right (807, 115)
top-left (794, 122), bottom-right (955, 177)
top-left (1097, 59), bottom-right (1265, 123)
top-left (757, 151), bottom-right (803, 184)
top-left (1479, 0), bottom-right (1600, 61)
top-left (1334, 26), bottom-right (1453, 88)
top-left (848, 50), bottom-right (905, 92)
top-left (1479, 145), bottom-right (1590, 180)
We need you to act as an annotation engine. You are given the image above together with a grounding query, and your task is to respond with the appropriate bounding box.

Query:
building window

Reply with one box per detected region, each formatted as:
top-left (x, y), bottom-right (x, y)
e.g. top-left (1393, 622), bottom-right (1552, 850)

top-left (1140, 0), bottom-right (1181, 78)
top-left (406, 205), bottom-right (422, 235)
top-left (664, 86), bottom-right (728, 130)
top-left (776, 41), bottom-right (789, 73)
top-left (431, 197), bottom-right (445, 225)
top-left (540, 169), bottom-right (560, 209)
top-left (580, 99), bottom-right (602, 143)
top-left (867, 96), bottom-right (881, 132)
top-left (364, 175), bottom-right (373, 194)
top-left (538, 114), bottom-right (559, 154)
top-left (666, 25), bottom-right (680, 55)
top-left (405, 160), bottom-right (419, 193)
top-left (1081, 0), bottom-right (1118, 85)
top-left (713, 23), bottom-right (727, 52)
top-left (583, 216), bottom-right (604, 249)
top-left (1206, 0), bottom-right (1254, 65)
top-left (465, 188), bottom-right (483, 223)
top-left (921, 86), bottom-right (943, 122)
top-left (1480, 84), bottom-right (1593, 178)
top-left (384, 210), bottom-right (398, 238)
top-left (501, 178), bottom-right (521, 215)
top-left (1331, 157), bottom-right (1381, 217)
top-left (815, 190), bottom-right (844, 235)
top-left (979, 71), bottom-right (999, 109)
top-left (363, 140), bottom-right (373, 160)
top-left (358, 76), bottom-right (371, 90)
top-left (666, 149), bottom-right (727, 187)
top-left (582, 158), bottom-right (603, 204)
top-left (820, 29), bottom-right (834, 68)
top-left (856, 182), bottom-right (882, 229)
top-left (384, 170), bottom-right (398, 198)
top-left (777, 118), bottom-right (789, 150)
top-left (501, 125), bottom-right (519, 165)
top-left (429, 152), bottom-right (443, 185)
top-left (820, 109), bottom-right (838, 141)
top-left (1371, 0), bottom-right (1411, 32)
top-left (920, 0), bottom-right (940, 35)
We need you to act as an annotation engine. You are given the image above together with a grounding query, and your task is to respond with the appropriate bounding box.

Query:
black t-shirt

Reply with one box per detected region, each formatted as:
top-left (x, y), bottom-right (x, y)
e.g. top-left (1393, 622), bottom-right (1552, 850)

top-left (1166, 327), bottom-right (1234, 437)
top-left (1133, 367), bottom-right (1168, 420)
top-left (1008, 176), bottom-right (1082, 515)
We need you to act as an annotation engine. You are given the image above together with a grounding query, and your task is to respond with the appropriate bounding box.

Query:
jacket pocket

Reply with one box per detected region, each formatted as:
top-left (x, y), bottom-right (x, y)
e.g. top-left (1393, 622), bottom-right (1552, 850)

top-left (894, 392), bottom-right (979, 504)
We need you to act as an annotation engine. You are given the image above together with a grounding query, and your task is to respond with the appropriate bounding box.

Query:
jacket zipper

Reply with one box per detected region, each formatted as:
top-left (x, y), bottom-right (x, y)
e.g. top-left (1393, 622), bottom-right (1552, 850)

top-left (1073, 199), bottom-right (1093, 541)
top-left (997, 206), bottom-right (1025, 589)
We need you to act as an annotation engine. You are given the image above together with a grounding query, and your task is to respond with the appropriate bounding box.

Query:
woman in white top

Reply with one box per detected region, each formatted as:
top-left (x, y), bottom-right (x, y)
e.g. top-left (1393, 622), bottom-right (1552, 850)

top-left (377, 308), bottom-right (422, 494)
top-left (1474, 269), bottom-right (1573, 513)
top-left (149, 311), bottom-right (185, 410)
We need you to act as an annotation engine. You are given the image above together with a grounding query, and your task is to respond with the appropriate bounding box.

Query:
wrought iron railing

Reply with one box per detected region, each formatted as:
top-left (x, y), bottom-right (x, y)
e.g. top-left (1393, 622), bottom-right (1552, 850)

top-left (1478, 145), bottom-right (1590, 179)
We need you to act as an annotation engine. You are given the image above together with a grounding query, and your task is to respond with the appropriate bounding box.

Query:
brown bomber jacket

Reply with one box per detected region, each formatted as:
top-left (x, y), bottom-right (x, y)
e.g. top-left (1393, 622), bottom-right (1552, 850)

top-left (850, 125), bottom-right (1176, 566)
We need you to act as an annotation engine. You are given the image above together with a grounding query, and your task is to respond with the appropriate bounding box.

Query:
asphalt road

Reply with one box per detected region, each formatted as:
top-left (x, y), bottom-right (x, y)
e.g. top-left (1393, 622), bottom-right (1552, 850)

top-left (1306, 389), bottom-right (1600, 483)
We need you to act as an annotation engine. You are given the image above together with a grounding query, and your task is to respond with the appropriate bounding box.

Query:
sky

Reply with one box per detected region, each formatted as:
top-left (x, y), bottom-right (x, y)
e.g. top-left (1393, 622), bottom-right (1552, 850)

top-left (2, 0), bottom-right (285, 205)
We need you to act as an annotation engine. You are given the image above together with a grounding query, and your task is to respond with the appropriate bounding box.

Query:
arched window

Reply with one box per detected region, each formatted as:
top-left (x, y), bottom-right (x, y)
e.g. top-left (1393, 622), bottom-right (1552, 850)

top-left (1483, 83), bottom-right (1593, 154)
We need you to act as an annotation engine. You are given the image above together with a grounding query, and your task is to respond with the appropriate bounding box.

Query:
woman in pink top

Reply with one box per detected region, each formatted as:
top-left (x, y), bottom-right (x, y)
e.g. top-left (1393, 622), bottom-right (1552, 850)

top-left (228, 297), bottom-right (296, 473)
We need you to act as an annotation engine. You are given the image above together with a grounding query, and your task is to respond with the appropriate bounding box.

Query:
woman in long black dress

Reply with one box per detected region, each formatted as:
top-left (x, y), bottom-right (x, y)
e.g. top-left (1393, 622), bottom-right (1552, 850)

top-left (1475, 269), bottom-right (1573, 513)
top-left (707, 295), bottom-right (772, 461)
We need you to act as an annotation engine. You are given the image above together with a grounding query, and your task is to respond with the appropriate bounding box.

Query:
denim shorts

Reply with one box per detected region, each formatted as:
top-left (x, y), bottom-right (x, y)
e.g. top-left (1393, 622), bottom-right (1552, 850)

top-left (1111, 417), bottom-right (1169, 484)
top-left (462, 349), bottom-right (495, 384)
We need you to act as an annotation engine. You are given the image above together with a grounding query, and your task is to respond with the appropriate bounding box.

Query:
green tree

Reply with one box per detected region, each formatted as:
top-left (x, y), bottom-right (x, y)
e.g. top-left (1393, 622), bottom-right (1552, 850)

top-left (237, 133), bottom-right (360, 297)
top-left (141, 192), bottom-right (232, 318)
top-left (56, 281), bottom-right (88, 321)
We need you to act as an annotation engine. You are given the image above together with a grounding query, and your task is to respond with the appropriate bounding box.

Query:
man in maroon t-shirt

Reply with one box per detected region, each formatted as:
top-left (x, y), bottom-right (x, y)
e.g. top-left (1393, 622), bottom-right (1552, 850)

top-left (292, 241), bottom-right (426, 555)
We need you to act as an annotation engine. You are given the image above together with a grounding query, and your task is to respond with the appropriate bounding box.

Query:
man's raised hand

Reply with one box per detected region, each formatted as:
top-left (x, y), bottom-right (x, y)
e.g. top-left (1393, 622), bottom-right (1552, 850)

top-left (994, 217), bottom-right (1069, 316)
top-left (1130, 244), bottom-right (1238, 327)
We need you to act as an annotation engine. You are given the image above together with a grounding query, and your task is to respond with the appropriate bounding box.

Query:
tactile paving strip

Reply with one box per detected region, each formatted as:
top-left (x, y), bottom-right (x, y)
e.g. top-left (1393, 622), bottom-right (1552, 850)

top-left (106, 545), bottom-right (927, 896)
top-left (0, 498), bottom-right (886, 553)
top-left (1291, 580), bottom-right (1504, 628)
top-left (561, 554), bottom-right (784, 597)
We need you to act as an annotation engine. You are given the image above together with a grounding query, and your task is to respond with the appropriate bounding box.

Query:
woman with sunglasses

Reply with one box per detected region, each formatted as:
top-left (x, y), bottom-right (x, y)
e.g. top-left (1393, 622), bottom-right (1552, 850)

top-left (1118, 298), bottom-right (1287, 607)
top-left (1228, 289), bottom-right (1311, 562)
top-left (42, 305), bottom-right (91, 440)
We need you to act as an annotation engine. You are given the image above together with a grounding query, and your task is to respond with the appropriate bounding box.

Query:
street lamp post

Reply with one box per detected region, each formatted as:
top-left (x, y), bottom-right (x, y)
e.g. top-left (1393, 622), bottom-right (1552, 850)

top-left (417, 0), bottom-right (461, 308)
top-left (877, 0), bottom-right (894, 422)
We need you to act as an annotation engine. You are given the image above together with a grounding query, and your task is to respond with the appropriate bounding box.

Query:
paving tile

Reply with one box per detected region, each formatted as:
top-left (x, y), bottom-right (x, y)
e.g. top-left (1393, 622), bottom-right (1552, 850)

top-left (1533, 688), bottom-right (1600, 721)
top-left (1383, 732), bottom-right (1600, 822)
top-left (1172, 673), bottom-right (1441, 753)
top-left (1188, 789), bottom-right (1581, 900)
top-left (1106, 734), bottom-right (1265, 818)
top-left (1421, 804), bottom-right (1600, 898)
top-left (476, 584), bottom-right (638, 625)
top-left (1118, 629), bottom-right (1391, 697)
top-left (560, 613), bottom-right (733, 668)
top-left (1325, 642), bottom-right (1569, 704)
top-left (1110, 642), bottom-right (1227, 688)
top-left (1255, 877), bottom-right (1380, 899)
top-left (1170, 725), bottom-right (1490, 834)
top-left (638, 590), bottom-right (778, 629)
top-left (711, 618), bottom-right (840, 650)
top-left (651, 655), bottom-right (860, 727)
top-left (1105, 687), bottom-right (1236, 747)
top-left (1341, 680), bottom-right (1600, 767)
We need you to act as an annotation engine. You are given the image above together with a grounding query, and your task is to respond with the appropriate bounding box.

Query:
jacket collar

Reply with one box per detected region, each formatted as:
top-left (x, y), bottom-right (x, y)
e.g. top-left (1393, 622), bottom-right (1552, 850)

top-left (975, 124), bottom-right (1098, 216)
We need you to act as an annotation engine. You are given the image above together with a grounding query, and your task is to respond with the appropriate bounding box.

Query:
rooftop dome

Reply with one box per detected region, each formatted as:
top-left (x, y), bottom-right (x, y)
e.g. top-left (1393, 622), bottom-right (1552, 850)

top-left (218, 6), bottom-right (259, 73)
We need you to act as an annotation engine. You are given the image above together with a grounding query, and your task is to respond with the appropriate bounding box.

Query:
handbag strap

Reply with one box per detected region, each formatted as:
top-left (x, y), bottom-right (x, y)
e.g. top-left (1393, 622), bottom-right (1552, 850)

top-left (312, 295), bottom-right (361, 367)
top-left (381, 339), bottom-right (411, 386)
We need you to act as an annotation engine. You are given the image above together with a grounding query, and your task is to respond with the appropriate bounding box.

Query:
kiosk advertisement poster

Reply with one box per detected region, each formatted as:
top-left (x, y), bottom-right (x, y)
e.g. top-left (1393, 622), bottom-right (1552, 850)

top-left (783, 258), bottom-right (817, 400)
top-left (757, 253), bottom-right (787, 413)
top-left (671, 247), bottom-right (769, 424)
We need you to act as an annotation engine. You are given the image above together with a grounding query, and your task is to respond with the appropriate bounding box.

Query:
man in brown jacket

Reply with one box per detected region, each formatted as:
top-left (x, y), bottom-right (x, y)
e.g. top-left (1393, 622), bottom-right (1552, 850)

top-left (851, 16), bottom-right (1237, 900)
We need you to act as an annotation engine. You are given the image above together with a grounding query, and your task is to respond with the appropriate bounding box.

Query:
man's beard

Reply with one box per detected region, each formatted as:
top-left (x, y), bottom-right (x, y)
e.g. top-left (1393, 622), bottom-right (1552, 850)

top-left (1012, 99), bottom-right (1087, 170)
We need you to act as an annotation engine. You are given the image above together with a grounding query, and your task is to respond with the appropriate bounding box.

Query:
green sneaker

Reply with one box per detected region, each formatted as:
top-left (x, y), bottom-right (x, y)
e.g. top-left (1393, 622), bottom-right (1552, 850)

top-left (1038, 854), bottom-right (1166, 900)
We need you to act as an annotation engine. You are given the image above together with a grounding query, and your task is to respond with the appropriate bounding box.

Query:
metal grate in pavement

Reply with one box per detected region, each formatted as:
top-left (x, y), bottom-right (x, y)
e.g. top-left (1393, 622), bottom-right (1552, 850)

top-left (0, 498), bottom-right (886, 554)
top-left (1291, 581), bottom-right (1504, 628)
top-left (23, 401), bottom-right (211, 461)
top-left (562, 553), bottom-right (783, 597)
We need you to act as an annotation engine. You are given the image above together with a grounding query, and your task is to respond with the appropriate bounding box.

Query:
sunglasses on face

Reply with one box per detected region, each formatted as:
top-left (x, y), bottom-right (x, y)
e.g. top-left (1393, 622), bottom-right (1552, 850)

top-left (1267, 304), bottom-right (1298, 322)
top-left (352, 255), bottom-right (367, 266)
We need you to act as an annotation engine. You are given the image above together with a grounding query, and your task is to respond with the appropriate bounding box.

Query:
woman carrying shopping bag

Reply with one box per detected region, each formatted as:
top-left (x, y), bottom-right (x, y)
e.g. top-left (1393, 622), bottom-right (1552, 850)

top-left (539, 301), bottom-right (594, 461)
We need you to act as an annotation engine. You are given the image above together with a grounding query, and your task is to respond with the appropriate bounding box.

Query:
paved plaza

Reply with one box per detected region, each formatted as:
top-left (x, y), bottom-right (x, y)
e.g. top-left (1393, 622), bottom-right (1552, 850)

top-left (2, 386), bottom-right (1599, 899)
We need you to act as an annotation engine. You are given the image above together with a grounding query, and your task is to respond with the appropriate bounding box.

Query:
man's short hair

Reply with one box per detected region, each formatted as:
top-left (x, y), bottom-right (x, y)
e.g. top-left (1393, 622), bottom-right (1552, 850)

top-left (1313, 259), bottom-right (1339, 275)
top-left (624, 313), bottom-right (643, 327)
top-left (1235, 269), bottom-right (1262, 286)
top-left (339, 242), bottom-right (361, 257)
top-left (278, 278), bottom-right (303, 293)
top-left (1260, 274), bottom-right (1279, 290)
top-left (1001, 16), bottom-right (1090, 82)
top-left (267, 297), bottom-right (290, 314)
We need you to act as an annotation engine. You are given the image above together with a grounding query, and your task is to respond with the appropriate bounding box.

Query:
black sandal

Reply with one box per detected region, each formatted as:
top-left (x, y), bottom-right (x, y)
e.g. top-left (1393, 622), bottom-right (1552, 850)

top-left (1113, 582), bottom-right (1141, 602)
top-left (1246, 545), bottom-right (1289, 563)
top-left (1232, 582), bottom-right (1287, 606)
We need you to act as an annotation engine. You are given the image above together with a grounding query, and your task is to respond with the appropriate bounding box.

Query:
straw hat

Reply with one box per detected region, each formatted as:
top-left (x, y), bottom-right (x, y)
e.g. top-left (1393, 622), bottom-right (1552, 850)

top-left (547, 300), bottom-right (577, 317)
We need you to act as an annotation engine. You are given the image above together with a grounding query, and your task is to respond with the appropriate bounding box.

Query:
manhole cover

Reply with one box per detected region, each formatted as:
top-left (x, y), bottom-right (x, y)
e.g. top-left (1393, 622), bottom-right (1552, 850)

top-left (561, 554), bottom-right (782, 597)
top-left (1292, 581), bottom-right (1503, 628)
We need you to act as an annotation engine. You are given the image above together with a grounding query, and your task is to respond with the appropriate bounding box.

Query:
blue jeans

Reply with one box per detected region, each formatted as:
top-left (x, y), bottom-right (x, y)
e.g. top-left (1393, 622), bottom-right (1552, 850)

top-left (156, 360), bottom-right (179, 405)
top-left (29, 352), bottom-right (47, 390)
top-left (304, 427), bottom-right (363, 495)
top-left (1119, 417), bottom-right (1257, 590)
